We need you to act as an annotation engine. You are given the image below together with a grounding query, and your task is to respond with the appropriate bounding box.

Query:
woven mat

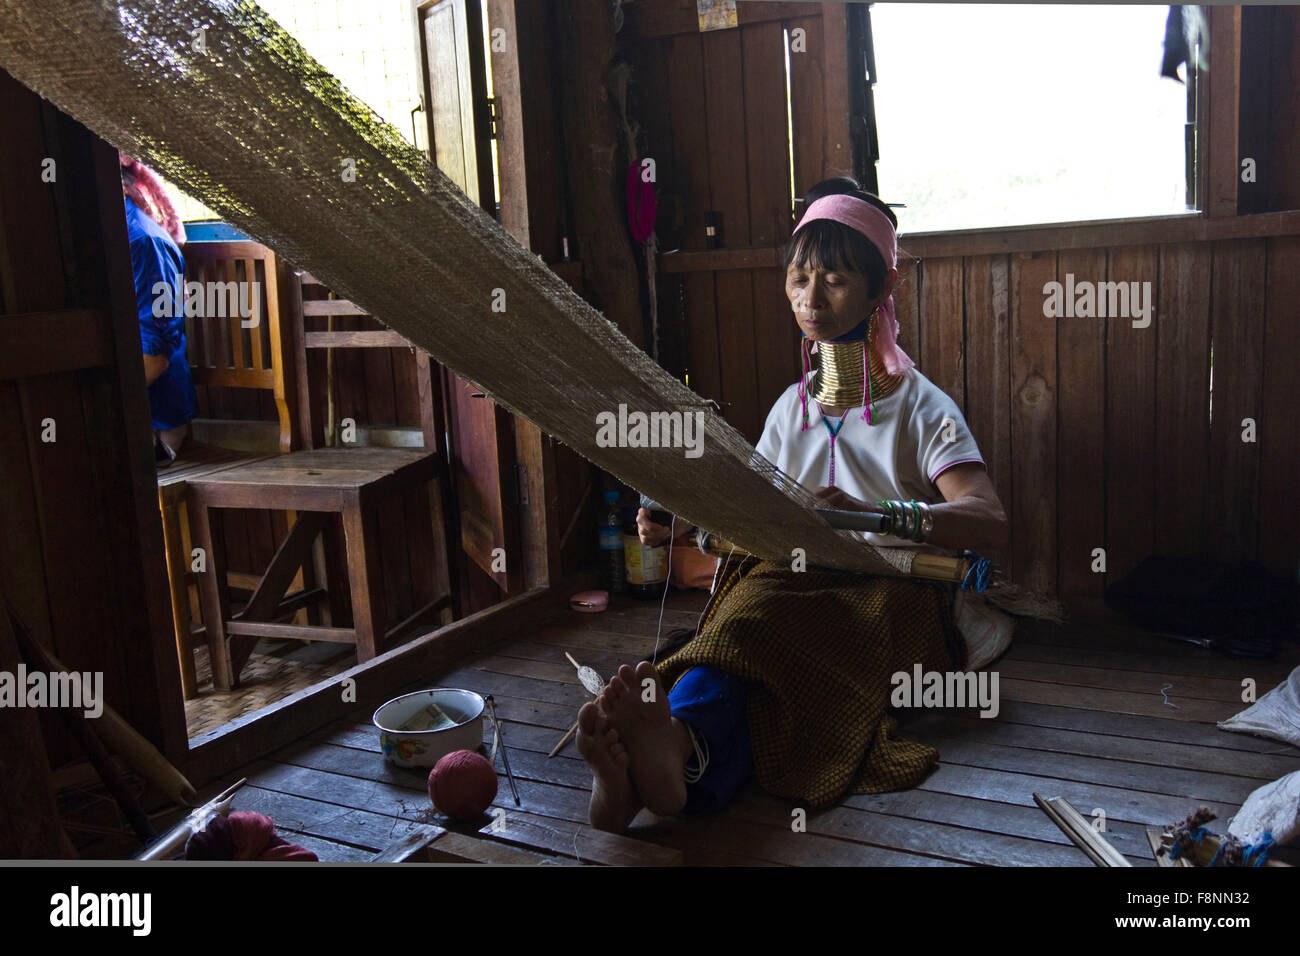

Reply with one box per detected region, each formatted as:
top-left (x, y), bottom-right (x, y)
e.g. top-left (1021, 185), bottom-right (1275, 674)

top-left (184, 645), bottom-right (354, 738)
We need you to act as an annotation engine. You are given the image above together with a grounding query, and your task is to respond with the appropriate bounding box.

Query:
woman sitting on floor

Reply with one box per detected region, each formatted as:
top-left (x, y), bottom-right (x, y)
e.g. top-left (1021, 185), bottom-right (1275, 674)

top-left (576, 176), bottom-right (1009, 832)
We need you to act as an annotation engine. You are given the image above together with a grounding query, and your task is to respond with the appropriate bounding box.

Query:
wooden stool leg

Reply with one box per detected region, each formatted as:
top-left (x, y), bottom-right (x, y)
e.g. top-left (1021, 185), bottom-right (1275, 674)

top-left (159, 493), bottom-right (197, 699)
top-left (191, 495), bottom-right (235, 691)
top-left (310, 535), bottom-right (331, 626)
top-left (284, 509), bottom-right (312, 628)
top-left (343, 501), bottom-right (386, 662)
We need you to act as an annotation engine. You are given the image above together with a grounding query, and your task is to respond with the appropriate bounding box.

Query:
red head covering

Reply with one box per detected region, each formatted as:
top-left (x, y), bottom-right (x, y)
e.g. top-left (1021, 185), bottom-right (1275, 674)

top-left (120, 152), bottom-right (186, 246)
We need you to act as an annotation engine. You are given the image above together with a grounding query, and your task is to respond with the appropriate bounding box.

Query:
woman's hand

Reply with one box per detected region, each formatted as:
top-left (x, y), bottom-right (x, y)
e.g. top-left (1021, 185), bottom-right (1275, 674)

top-left (812, 487), bottom-right (887, 515)
top-left (636, 507), bottom-right (678, 547)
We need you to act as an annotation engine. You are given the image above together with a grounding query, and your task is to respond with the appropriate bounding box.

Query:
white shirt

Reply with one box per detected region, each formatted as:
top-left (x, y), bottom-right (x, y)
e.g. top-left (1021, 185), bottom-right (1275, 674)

top-left (754, 367), bottom-right (985, 547)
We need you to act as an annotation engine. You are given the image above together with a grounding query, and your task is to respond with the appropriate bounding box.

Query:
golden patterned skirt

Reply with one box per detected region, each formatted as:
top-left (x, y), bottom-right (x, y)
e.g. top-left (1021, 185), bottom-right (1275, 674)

top-left (657, 554), bottom-right (964, 810)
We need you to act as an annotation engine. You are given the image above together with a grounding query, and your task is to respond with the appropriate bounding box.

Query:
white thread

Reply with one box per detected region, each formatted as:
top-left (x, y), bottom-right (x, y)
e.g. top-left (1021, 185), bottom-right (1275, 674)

top-left (682, 722), bottom-right (710, 784)
top-left (1159, 683), bottom-right (1180, 709)
top-left (651, 529), bottom-right (674, 664)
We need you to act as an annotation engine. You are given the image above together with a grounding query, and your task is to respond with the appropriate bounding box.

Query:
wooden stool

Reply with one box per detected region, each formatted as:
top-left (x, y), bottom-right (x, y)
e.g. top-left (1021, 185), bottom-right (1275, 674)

top-left (157, 448), bottom-right (274, 699)
top-left (186, 447), bottom-right (445, 690)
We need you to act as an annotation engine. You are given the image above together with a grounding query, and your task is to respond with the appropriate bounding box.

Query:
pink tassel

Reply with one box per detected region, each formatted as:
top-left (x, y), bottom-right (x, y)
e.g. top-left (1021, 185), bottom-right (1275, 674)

top-left (798, 338), bottom-right (811, 430)
top-left (860, 345), bottom-right (870, 422)
top-left (874, 295), bottom-right (914, 376)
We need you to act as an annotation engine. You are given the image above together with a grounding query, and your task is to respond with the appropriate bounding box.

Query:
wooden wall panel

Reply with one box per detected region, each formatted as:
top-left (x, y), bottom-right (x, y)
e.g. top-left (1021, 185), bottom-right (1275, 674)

top-left (1009, 251), bottom-right (1058, 593)
top-left (787, 14), bottom-right (825, 198)
top-left (1154, 243), bottom-right (1212, 559)
top-left (744, 22), bottom-right (799, 417)
top-left (1055, 248), bottom-right (1106, 597)
top-left (666, 34), bottom-right (723, 407)
top-left (1205, 240), bottom-right (1267, 560)
top-left (892, 253), bottom-right (921, 377)
top-left (1257, 236), bottom-right (1300, 575)
top-left (917, 256), bottom-right (964, 409)
top-left (963, 254), bottom-right (1012, 553)
top-left (1103, 245), bottom-right (1159, 586)
top-left (702, 29), bottom-right (762, 439)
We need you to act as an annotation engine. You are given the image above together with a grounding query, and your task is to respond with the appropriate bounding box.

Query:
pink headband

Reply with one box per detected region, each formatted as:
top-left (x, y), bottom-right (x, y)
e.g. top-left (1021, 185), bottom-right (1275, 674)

top-left (794, 194), bottom-right (913, 376)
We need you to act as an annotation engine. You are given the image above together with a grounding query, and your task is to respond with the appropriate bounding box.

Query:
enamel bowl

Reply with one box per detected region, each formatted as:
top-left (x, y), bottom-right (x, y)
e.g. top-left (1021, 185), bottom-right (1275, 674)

top-left (373, 688), bottom-right (485, 769)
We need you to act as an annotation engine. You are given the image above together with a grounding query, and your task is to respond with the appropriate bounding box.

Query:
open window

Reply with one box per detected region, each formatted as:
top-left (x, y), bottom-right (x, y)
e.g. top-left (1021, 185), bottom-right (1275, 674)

top-left (860, 3), bottom-right (1200, 232)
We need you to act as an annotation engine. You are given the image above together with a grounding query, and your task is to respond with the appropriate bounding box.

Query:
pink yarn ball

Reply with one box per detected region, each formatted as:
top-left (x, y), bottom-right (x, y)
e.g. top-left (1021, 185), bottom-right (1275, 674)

top-left (427, 749), bottom-right (498, 821)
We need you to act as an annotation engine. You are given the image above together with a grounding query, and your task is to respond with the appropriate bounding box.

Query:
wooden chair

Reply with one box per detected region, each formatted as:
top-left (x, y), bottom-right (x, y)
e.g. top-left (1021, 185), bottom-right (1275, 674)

top-left (157, 241), bottom-right (292, 699)
top-left (182, 263), bottom-right (456, 691)
top-left (291, 272), bottom-right (461, 629)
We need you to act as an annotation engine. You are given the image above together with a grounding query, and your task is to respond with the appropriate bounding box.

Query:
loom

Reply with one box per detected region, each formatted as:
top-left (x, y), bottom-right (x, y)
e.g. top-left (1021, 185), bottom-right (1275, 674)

top-left (0, 0), bottom-right (987, 585)
top-left (638, 494), bottom-right (980, 585)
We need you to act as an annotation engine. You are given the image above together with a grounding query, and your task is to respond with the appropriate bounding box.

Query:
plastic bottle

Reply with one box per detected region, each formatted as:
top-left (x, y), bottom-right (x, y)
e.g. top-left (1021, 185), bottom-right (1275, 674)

top-left (598, 491), bottom-right (626, 593)
top-left (623, 508), bottom-right (668, 599)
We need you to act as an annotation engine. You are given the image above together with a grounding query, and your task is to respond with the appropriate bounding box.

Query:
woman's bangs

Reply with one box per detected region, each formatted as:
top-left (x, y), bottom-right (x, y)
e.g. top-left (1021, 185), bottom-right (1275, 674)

top-left (789, 221), bottom-right (853, 273)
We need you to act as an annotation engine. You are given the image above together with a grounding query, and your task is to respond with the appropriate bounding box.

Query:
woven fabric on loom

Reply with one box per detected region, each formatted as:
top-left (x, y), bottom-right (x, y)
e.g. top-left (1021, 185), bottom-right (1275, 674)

top-left (0, 0), bottom-right (912, 575)
top-left (658, 555), bottom-right (966, 807)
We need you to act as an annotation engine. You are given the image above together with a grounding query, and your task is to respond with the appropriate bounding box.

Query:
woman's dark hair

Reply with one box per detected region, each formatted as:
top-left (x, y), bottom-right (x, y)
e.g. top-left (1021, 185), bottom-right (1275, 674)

top-left (783, 176), bottom-right (897, 300)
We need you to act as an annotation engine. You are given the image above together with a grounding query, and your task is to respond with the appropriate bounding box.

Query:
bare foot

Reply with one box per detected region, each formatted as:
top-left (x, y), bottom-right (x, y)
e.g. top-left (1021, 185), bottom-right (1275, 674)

top-left (600, 661), bottom-right (693, 816)
top-left (575, 701), bottom-right (642, 833)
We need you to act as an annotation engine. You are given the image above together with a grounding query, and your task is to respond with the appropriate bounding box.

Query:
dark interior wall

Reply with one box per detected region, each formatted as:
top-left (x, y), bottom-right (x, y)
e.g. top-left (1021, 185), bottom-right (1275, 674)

top-left (0, 70), bottom-right (184, 765)
top-left (1238, 5), bottom-right (1300, 214)
top-left (619, 2), bottom-right (858, 445)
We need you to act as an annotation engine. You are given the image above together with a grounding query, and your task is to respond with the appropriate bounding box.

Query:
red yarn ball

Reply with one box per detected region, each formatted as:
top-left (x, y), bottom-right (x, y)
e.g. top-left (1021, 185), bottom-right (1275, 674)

top-left (427, 749), bottom-right (498, 821)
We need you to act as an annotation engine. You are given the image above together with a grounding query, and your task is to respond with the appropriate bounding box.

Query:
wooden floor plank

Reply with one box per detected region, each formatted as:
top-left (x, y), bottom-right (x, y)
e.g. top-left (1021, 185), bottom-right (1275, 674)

top-left (945, 698), bottom-right (1297, 755)
top-left (1015, 618), bottom-right (1300, 673)
top-left (996, 658), bottom-right (1274, 703)
top-left (1007, 639), bottom-right (1297, 683)
top-left (842, 787), bottom-right (1154, 863)
top-left (624, 806), bottom-right (965, 867)
top-left (421, 830), bottom-right (577, 865)
top-left (915, 761), bottom-right (1239, 828)
top-left (902, 708), bottom-right (1300, 780)
top-left (273, 830), bottom-right (375, 862)
top-left (475, 808), bottom-right (684, 866)
top-left (918, 735), bottom-right (1263, 807)
top-left (231, 784), bottom-right (444, 854)
top-left (998, 677), bottom-right (1243, 723)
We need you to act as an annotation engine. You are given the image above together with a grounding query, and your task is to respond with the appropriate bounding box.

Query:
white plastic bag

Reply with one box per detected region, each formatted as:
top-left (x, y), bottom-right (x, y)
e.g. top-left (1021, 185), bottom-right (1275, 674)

top-left (953, 589), bottom-right (1015, 672)
top-left (1228, 770), bottom-right (1300, 847)
top-left (1217, 665), bottom-right (1300, 748)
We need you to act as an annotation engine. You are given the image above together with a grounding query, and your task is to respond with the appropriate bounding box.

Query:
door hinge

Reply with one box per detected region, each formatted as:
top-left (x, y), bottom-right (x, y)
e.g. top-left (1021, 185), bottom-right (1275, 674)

top-left (483, 96), bottom-right (499, 141)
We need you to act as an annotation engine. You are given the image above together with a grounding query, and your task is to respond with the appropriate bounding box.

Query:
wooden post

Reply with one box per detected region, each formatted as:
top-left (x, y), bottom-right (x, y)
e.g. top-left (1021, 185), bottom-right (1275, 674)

top-left (1205, 6), bottom-right (1242, 218)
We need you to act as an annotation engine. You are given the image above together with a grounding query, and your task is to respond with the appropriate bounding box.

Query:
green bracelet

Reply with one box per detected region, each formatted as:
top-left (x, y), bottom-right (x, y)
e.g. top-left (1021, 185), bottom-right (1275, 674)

top-left (876, 499), bottom-right (896, 535)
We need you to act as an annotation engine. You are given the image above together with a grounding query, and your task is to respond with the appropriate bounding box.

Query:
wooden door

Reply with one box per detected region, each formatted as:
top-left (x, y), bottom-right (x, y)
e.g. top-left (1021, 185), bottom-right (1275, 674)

top-left (413, 0), bottom-right (524, 600)
top-left (0, 70), bottom-right (187, 796)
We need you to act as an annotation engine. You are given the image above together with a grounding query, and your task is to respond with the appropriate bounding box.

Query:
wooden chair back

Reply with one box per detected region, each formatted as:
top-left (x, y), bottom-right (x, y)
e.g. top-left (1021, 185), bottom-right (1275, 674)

top-left (182, 240), bottom-right (294, 453)
top-left (295, 272), bottom-right (441, 451)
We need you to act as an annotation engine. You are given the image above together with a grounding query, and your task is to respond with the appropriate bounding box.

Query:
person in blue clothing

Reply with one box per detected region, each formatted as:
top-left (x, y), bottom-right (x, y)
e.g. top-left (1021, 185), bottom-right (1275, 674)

top-left (121, 153), bottom-right (196, 465)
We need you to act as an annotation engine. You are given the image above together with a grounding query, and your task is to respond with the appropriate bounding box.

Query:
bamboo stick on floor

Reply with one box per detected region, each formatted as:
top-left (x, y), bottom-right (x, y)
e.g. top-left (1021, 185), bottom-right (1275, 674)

top-left (1033, 793), bottom-right (1131, 867)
